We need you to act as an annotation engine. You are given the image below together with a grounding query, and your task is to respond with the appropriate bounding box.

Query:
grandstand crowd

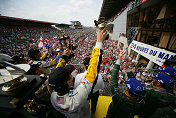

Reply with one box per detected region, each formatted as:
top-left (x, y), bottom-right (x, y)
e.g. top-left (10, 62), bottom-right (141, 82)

top-left (1, 25), bottom-right (175, 86)
top-left (0, 25), bottom-right (120, 83)
top-left (0, 24), bottom-right (176, 118)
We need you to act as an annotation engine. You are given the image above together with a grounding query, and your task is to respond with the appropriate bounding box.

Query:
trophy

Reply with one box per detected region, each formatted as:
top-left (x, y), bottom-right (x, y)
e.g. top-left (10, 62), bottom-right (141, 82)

top-left (0, 53), bottom-right (30, 91)
top-left (59, 30), bottom-right (70, 49)
top-left (94, 17), bottom-right (109, 40)
top-left (58, 30), bottom-right (75, 59)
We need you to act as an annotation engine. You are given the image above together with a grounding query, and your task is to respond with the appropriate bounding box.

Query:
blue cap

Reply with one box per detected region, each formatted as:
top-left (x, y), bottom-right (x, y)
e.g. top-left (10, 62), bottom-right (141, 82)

top-left (158, 66), bottom-right (176, 77)
top-left (151, 73), bottom-right (174, 87)
top-left (125, 78), bottom-right (144, 96)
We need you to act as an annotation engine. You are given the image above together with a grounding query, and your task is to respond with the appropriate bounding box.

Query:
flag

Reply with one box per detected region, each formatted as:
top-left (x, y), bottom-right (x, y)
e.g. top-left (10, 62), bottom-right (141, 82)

top-left (43, 41), bottom-right (47, 46)
top-left (44, 43), bottom-right (52, 48)
top-left (56, 96), bottom-right (64, 104)
top-left (42, 41), bottom-right (47, 53)
top-left (38, 37), bottom-right (44, 48)
top-left (45, 38), bottom-right (50, 43)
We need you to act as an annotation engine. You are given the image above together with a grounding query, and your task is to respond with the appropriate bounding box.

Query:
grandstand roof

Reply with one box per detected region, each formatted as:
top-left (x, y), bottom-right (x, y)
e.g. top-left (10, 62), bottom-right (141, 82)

top-left (0, 15), bottom-right (58, 26)
top-left (99, 0), bottom-right (133, 21)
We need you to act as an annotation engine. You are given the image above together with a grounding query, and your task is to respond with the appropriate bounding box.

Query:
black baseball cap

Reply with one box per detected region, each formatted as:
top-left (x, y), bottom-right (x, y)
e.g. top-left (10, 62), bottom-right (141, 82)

top-left (48, 64), bottom-right (74, 93)
top-left (65, 64), bottom-right (74, 74)
top-left (28, 49), bottom-right (40, 60)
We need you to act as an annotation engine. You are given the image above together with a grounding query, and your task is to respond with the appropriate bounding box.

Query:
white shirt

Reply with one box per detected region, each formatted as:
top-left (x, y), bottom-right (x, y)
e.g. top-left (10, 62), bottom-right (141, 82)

top-left (51, 79), bottom-right (91, 118)
top-left (74, 71), bottom-right (105, 93)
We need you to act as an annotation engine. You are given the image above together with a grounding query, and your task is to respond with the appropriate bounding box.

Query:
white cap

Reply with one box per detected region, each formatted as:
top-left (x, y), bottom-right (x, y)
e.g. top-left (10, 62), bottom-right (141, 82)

top-left (56, 49), bottom-right (60, 52)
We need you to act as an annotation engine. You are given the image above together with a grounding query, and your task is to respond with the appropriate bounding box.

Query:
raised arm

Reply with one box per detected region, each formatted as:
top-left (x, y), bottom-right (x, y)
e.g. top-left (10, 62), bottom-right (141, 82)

top-left (84, 28), bottom-right (107, 83)
top-left (56, 48), bottom-right (70, 68)
top-left (111, 50), bottom-right (126, 95)
top-left (67, 29), bottom-right (107, 111)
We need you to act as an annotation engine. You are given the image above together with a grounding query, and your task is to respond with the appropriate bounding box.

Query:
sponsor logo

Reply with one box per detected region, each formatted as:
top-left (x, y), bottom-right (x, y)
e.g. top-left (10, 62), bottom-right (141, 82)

top-left (136, 86), bottom-right (141, 91)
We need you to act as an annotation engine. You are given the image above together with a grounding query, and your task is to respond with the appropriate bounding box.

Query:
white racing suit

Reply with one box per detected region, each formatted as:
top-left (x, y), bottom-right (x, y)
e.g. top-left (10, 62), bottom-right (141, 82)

top-left (50, 42), bottom-right (103, 118)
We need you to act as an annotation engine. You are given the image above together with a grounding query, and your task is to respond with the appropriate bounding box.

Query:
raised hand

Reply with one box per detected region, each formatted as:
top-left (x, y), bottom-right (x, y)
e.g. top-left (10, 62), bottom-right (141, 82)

top-left (97, 28), bottom-right (107, 43)
top-left (118, 50), bottom-right (126, 61)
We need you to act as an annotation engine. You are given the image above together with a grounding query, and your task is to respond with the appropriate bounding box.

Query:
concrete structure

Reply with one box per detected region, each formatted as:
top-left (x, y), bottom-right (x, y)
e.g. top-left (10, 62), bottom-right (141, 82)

top-left (110, 7), bottom-right (128, 41)
top-left (70, 21), bottom-right (82, 29)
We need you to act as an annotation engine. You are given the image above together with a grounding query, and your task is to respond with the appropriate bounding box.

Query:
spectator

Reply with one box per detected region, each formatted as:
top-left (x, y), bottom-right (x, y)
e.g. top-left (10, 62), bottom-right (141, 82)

top-left (55, 48), bottom-right (63, 64)
top-left (107, 50), bottom-right (145, 118)
top-left (151, 73), bottom-right (174, 94)
top-left (146, 73), bottom-right (175, 117)
top-left (27, 48), bottom-right (56, 75)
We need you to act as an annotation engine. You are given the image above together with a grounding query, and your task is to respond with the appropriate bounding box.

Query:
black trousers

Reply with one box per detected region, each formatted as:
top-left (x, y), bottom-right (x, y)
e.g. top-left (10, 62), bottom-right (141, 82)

top-left (90, 90), bottom-right (99, 113)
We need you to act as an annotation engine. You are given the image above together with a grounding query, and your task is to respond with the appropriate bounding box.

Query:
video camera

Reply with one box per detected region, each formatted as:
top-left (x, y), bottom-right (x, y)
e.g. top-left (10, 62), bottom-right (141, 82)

top-left (94, 17), bottom-right (109, 40)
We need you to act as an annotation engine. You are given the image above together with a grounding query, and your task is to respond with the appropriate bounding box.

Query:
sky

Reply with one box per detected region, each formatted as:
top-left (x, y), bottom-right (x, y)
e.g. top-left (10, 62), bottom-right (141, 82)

top-left (0, 0), bottom-right (103, 26)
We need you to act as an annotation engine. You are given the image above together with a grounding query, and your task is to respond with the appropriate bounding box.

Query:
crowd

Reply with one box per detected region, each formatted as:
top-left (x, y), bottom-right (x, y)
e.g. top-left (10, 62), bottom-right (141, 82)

top-left (0, 25), bottom-right (176, 118)
top-left (0, 25), bottom-right (118, 82)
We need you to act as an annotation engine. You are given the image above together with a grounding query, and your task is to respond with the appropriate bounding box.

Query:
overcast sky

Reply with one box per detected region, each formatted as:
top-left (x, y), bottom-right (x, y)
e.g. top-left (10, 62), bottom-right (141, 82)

top-left (0, 0), bottom-right (103, 26)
